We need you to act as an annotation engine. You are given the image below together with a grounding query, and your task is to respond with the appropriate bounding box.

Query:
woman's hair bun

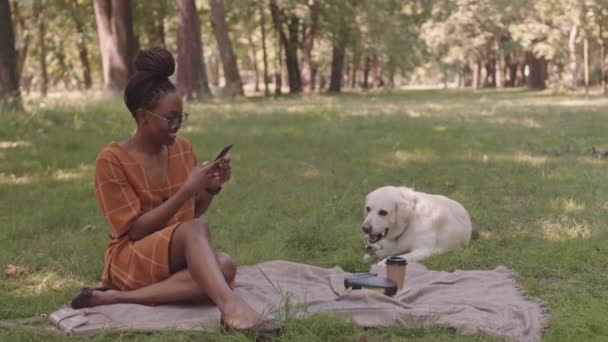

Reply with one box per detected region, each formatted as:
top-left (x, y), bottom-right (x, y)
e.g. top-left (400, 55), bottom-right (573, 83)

top-left (133, 47), bottom-right (175, 78)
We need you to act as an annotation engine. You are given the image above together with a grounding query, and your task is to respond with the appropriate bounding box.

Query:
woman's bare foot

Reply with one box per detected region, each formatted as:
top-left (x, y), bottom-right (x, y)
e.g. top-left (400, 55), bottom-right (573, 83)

top-left (220, 296), bottom-right (261, 329)
top-left (71, 288), bottom-right (120, 309)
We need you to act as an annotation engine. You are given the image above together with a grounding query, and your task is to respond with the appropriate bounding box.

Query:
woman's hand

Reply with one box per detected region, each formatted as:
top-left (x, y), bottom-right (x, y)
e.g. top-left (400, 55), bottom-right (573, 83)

top-left (216, 156), bottom-right (231, 185)
top-left (182, 161), bottom-right (221, 197)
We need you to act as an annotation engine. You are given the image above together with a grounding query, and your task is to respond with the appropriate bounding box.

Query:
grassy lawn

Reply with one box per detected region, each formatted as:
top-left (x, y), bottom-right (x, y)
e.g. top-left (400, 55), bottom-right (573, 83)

top-left (1, 89), bottom-right (607, 341)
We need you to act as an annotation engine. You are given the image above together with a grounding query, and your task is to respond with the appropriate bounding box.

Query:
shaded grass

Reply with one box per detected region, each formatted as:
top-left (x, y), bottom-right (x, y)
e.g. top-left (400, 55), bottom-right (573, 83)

top-left (1, 89), bottom-right (607, 340)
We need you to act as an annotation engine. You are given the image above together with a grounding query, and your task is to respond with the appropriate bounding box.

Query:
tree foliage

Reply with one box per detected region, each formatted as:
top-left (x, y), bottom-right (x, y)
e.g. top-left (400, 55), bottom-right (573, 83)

top-left (2, 0), bottom-right (608, 100)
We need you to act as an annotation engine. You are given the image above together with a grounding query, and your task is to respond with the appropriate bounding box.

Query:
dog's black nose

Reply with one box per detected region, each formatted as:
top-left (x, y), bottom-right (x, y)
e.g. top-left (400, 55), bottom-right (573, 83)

top-left (361, 225), bottom-right (371, 234)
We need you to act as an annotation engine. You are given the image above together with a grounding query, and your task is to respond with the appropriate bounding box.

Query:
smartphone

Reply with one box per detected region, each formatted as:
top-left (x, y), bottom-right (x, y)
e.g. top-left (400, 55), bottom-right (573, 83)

top-left (214, 144), bottom-right (233, 161)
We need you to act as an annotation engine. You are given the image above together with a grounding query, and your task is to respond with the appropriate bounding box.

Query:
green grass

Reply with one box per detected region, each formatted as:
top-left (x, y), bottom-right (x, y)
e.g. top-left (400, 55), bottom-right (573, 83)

top-left (1, 89), bottom-right (607, 341)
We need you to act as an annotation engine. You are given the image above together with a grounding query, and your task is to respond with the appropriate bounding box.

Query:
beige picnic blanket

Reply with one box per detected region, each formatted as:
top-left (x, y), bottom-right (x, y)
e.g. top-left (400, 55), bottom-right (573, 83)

top-left (46, 260), bottom-right (548, 341)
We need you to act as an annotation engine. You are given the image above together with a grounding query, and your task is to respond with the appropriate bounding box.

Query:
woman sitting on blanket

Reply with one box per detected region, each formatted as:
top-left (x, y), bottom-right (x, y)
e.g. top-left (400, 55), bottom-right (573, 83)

top-left (71, 47), bottom-right (262, 331)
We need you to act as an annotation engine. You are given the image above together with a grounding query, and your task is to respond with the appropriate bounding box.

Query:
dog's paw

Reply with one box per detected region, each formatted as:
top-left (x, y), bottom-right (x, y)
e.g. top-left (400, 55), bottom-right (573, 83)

top-left (363, 253), bottom-right (375, 263)
top-left (370, 243), bottom-right (383, 251)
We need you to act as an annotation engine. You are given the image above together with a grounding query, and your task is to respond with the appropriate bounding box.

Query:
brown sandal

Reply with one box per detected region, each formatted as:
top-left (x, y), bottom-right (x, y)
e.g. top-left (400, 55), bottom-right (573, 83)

top-left (70, 286), bottom-right (111, 309)
top-left (220, 317), bottom-right (282, 335)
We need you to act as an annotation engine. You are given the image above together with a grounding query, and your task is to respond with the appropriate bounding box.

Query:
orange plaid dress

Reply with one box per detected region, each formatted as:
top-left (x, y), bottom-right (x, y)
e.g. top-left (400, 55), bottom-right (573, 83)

top-left (94, 136), bottom-right (197, 291)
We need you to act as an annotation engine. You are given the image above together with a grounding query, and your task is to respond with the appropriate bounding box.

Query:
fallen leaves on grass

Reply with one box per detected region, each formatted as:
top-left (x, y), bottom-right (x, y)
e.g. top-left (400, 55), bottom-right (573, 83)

top-left (5, 271), bottom-right (84, 297)
top-left (4, 265), bottom-right (86, 296)
top-left (4, 264), bottom-right (31, 278)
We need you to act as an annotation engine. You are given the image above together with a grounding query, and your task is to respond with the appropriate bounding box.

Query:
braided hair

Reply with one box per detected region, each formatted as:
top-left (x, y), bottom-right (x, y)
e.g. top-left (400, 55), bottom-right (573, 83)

top-left (123, 47), bottom-right (177, 119)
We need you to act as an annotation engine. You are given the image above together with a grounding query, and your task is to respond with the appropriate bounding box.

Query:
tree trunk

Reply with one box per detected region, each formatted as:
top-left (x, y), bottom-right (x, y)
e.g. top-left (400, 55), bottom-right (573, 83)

top-left (93, 0), bottom-right (136, 92)
top-left (246, 33), bottom-right (260, 92)
top-left (388, 64), bottom-right (396, 88)
top-left (310, 63), bottom-right (317, 90)
top-left (286, 15), bottom-right (301, 93)
top-left (274, 27), bottom-right (282, 95)
top-left (557, 62), bottom-right (564, 75)
top-left (527, 51), bottom-right (547, 89)
top-left (483, 59), bottom-right (495, 87)
top-left (317, 73), bottom-right (326, 91)
top-left (156, 2), bottom-right (166, 47)
top-left (504, 53), bottom-right (515, 87)
top-left (328, 44), bottom-right (345, 92)
top-left (482, 61), bottom-right (488, 88)
top-left (177, 0), bottom-right (211, 100)
top-left (282, 62), bottom-right (289, 90)
top-left (471, 58), bottom-right (481, 89)
top-left (584, 37), bottom-right (589, 94)
top-left (0, 0), bottom-right (21, 108)
top-left (259, 0), bottom-right (270, 96)
top-left (598, 18), bottom-right (606, 95)
top-left (11, 2), bottom-right (29, 83)
top-left (508, 63), bottom-right (518, 87)
top-left (569, 24), bottom-right (578, 88)
top-left (300, 0), bottom-right (318, 95)
top-left (516, 54), bottom-right (526, 87)
top-left (362, 55), bottom-right (371, 89)
top-left (270, 0), bottom-right (301, 93)
top-left (462, 64), bottom-right (471, 87)
top-left (328, 26), bottom-right (347, 92)
top-left (349, 52), bottom-right (359, 89)
top-left (344, 64), bottom-right (350, 89)
top-left (210, 0), bottom-right (243, 95)
top-left (145, 2), bottom-right (166, 47)
top-left (34, 0), bottom-right (48, 97)
top-left (371, 55), bottom-right (383, 88)
top-left (210, 52), bottom-right (220, 86)
top-left (601, 41), bottom-right (607, 95)
top-left (494, 38), bottom-right (504, 88)
top-left (112, 1), bottom-right (136, 75)
top-left (70, 0), bottom-right (92, 89)
top-left (274, 72), bottom-right (282, 95)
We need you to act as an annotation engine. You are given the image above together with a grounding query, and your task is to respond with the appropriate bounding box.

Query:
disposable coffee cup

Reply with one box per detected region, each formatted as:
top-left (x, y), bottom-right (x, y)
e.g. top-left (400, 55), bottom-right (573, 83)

top-left (385, 256), bottom-right (407, 290)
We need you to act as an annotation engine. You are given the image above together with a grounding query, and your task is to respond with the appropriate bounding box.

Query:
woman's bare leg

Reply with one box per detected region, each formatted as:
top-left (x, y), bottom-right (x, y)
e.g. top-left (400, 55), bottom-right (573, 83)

top-left (89, 251), bottom-right (236, 306)
top-left (167, 218), bottom-right (260, 328)
top-left (89, 219), bottom-right (259, 328)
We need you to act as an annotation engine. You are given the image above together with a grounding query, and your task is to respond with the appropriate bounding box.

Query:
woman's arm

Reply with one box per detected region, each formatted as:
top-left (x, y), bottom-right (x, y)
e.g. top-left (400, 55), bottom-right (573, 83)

top-left (127, 161), bottom-right (220, 241)
top-left (127, 187), bottom-right (193, 241)
top-left (194, 156), bottom-right (231, 217)
top-left (194, 158), bottom-right (230, 217)
top-left (194, 191), bottom-right (214, 218)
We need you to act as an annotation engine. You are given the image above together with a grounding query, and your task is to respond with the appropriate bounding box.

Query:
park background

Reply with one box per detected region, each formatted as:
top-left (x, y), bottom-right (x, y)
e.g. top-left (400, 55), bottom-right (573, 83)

top-left (1, 0), bottom-right (608, 341)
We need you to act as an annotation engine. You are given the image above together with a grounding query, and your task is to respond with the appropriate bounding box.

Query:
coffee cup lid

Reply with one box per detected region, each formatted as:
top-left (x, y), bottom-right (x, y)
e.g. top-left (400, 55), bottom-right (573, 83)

top-left (385, 256), bottom-right (407, 265)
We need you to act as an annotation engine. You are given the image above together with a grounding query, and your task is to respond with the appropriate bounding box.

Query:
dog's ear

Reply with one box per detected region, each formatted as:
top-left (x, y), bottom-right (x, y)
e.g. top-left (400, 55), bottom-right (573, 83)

top-left (395, 187), bottom-right (417, 229)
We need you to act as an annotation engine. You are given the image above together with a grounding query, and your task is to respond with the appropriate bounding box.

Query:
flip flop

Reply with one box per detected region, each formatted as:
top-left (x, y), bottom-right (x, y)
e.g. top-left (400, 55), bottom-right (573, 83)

top-left (220, 317), bottom-right (282, 335)
top-left (70, 286), bottom-right (111, 309)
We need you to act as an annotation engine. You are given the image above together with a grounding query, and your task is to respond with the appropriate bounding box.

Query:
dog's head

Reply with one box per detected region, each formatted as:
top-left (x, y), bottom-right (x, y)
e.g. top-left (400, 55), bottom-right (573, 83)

top-left (362, 186), bottom-right (416, 244)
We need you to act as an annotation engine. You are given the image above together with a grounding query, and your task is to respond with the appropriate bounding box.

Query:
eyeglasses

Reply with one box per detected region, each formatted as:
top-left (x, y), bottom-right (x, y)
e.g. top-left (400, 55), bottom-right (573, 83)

top-left (137, 110), bottom-right (189, 130)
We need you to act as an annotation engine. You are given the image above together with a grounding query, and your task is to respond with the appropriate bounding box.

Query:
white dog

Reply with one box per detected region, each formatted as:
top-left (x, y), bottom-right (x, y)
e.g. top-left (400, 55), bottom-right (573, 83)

top-left (362, 186), bottom-right (472, 263)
